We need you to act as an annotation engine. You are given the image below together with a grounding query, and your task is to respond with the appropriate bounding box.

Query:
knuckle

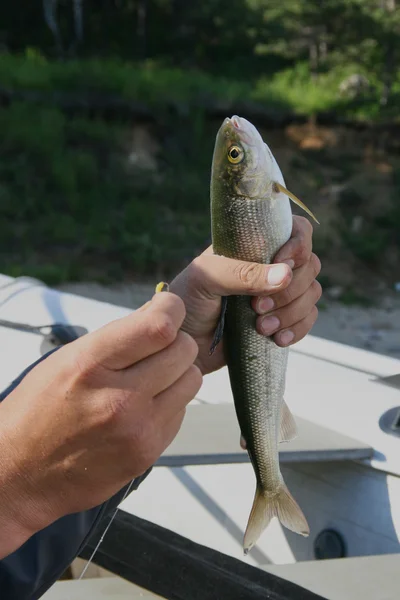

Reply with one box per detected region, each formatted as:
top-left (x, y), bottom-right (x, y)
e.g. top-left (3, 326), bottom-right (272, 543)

top-left (191, 255), bottom-right (204, 272)
top-left (130, 419), bottom-right (157, 467)
top-left (188, 364), bottom-right (203, 393)
top-left (104, 388), bottom-right (132, 424)
top-left (311, 305), bottom-right (319, 323)
top-left (177, 331), bottom-right (199, 361)
top-left (151, 312), bottom-right (177, 345)
top-left (133, 414), bottom-right (154, 447)
top-left (175, 408), bottom-right (186, 430)
top-left (310, 252), bottom-right (321, 277)
top-left (298, 215), bottom-right (313, 236)
top-left (280, 285), bottom-right (294, 307)
top-left (296, 243), bottom-right (311, 266)
top-left (173, 410), bottom-right (186, 437)
top-left (234, 262), bottom-right (263, 292)
top-left (187, 257), bottom-right (206, 287)
top-left (70, 348), bottom-right (103, 387)
top-left (312, 280), bottom-right (323, 302)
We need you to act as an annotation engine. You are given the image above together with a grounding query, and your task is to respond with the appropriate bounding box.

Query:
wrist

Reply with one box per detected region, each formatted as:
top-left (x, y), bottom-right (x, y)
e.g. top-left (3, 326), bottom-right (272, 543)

top-left (0, 509), bottom-right (35, 559)
top-left (0, 426), bottom-right (46, 558)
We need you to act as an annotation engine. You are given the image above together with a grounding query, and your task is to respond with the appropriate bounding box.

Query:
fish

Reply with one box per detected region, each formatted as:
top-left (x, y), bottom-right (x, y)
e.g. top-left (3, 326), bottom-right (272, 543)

top-left (209, 115), bottom-right (318, 554)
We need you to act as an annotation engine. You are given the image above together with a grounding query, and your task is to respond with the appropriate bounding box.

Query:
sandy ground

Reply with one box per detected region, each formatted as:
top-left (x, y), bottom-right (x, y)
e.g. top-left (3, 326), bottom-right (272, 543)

top-left (58, 281), bottom-right (400, 360)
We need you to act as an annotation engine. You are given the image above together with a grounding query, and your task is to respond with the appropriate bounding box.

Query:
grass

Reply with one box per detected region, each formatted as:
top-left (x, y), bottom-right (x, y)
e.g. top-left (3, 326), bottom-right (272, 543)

top-left (0, 51), bottom-right (248, 108)
top-left (0, 51), bottom-right (396, 121)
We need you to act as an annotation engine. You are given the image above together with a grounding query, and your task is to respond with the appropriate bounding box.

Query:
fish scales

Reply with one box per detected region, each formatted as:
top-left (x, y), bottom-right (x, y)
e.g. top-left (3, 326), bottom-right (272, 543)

top-left (214, 196), bottom-right (290, 492)
top-left (210, 115), bottom-right (314, 553)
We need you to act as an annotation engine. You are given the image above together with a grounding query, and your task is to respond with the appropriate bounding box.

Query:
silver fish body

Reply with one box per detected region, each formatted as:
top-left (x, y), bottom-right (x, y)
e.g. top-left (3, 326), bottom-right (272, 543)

top-left (210, 115), bottom-right (309, 553)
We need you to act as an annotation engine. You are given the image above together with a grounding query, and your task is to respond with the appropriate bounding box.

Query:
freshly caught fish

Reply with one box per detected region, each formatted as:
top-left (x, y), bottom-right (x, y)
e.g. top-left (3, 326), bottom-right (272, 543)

top-left (209, 115), bottom-right (318, 554)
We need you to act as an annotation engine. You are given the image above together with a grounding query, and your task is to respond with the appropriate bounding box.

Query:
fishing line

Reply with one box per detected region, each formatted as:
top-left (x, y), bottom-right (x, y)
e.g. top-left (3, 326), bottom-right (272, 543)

top-left (78, 478), bottom-right (135, 579)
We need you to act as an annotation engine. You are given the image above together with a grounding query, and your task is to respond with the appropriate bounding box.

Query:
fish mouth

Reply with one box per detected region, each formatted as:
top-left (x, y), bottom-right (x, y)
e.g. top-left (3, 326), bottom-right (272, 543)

top-left (225, 115), bottom-right (241, 130)
top-left (225, 115), bottom-right (253, 146)
top-left (230, 115), bottom-right (241, 129)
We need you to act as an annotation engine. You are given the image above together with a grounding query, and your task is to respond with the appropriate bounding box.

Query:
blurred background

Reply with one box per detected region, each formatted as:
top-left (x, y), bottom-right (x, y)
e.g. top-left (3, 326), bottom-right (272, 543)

top-left (1, 0), bottom-right (400, 354)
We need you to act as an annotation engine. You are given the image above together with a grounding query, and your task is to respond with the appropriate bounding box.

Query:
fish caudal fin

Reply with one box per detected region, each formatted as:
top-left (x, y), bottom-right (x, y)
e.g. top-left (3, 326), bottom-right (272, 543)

top-left (243, 484), bottom-right (309, 554)
top-left (279, 401), bottom-right (298, 443)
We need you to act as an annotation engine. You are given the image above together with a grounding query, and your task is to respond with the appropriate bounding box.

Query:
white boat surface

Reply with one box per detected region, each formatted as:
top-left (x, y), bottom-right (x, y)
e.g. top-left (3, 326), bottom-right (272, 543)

top-left (1, 273), bottom-right (399, 597)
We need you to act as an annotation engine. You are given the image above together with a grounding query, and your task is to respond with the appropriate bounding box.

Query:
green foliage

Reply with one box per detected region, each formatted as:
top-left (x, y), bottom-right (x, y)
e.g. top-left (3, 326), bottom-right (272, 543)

top-left (253, 63), bottom-right (348, 115)
top-left (0, 102), bottom-right (212, 283)
top-left (0, 51), bottom-right (397, 121)
top-left (0, 52), bottom-right (248, 107)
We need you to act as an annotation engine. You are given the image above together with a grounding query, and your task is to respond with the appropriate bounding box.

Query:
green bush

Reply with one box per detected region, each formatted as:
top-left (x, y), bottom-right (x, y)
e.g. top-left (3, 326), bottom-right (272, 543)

top-left (0, 101), bottom-right (212, 283)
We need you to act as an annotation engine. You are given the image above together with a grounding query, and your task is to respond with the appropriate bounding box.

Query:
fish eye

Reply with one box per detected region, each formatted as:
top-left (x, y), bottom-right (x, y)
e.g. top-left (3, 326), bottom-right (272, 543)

top-left (227, 145), bottom-right (244, 164)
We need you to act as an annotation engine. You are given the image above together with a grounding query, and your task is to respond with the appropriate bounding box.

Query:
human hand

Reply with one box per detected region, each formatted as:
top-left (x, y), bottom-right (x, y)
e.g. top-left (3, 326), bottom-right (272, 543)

top-left (170, 215), bottom-right (321, 375)
top-left (0, 292), bottom-right (202, 557)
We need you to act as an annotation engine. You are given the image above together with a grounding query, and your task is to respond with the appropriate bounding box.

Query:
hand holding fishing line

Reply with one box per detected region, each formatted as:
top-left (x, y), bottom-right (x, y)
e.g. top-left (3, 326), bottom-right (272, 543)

top-left (0, 291), bottom-right (202, 559)
top-left (169, 214), bottom-right (320, 376)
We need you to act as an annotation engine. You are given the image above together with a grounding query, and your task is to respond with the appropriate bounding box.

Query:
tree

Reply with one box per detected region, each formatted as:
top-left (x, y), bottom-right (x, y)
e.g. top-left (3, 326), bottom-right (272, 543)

top-left (43, 0), bottom-right (84, 57)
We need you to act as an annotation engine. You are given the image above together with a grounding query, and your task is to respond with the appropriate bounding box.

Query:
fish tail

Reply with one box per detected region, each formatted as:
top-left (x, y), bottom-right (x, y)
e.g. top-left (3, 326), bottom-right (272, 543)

top-left (243, 483), bottom-right (309, 554)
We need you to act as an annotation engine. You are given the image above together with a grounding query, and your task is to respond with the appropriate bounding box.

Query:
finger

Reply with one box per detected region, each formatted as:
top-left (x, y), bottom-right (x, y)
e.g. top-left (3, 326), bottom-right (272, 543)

top-left (273, 216), bottom-right (313, 269)
top-left (157, 408), bottom-right (187, 455)
top-left (273, 306), bottom-right (319, 347)
top-left (136, 408), bottom-right (187, 472)
top-left (190, 253), bottom-right (292, 297)
top-left (255, 280), bottom-right (322, 337)
top-left (252, 253), bottom-right (321, 314)
top-left (82, 292), bottom-right (186, 371)
top-left (124, 331), bottom-right (199, 397)
top-left (153, 364), bottom-right (203, 424)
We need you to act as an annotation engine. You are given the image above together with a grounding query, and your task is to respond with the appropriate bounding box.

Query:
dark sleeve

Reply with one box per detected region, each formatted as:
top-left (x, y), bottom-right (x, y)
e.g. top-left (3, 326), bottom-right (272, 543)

top-left (0, 349), bottom-right (151, 600)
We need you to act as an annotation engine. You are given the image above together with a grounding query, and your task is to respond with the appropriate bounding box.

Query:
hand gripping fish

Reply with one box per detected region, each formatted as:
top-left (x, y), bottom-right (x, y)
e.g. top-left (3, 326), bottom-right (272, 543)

top-left (209, 115), bottom-right (319, 554)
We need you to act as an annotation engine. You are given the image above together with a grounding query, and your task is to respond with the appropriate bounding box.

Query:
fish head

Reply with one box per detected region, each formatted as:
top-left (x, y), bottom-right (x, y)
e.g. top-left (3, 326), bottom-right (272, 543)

top-left (212, 115), bottom-right (275, 199)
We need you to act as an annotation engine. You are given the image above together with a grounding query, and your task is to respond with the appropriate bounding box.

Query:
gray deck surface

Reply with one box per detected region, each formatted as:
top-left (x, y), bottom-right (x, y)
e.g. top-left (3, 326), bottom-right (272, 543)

top-left (263, 553), bottom-right (400, 600)
top-left (157, 404), bottom-right (373, 467)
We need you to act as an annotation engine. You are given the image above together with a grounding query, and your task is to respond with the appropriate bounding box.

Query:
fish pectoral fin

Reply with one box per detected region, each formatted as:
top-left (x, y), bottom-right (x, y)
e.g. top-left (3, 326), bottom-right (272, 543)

top-left (279, 401), bottom-right (298, 443)
top-left (209, 295), bottom-right (227, 355)
top-left (240, 434), bottom-right (247, 450)
top-left (273, 182), bottom-right (320, 225)
top-left (243, 483), bottom-right (309, 554)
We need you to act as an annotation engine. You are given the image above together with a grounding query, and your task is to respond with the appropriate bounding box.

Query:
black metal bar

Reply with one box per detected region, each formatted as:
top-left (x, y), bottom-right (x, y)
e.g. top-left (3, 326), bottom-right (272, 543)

top-left (79, 510), bottom-right (326, 600)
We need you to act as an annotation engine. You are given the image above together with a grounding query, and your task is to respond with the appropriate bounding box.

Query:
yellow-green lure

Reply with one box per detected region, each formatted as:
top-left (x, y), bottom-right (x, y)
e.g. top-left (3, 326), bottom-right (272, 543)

top-left (155, 281), bottom-right (169, 293)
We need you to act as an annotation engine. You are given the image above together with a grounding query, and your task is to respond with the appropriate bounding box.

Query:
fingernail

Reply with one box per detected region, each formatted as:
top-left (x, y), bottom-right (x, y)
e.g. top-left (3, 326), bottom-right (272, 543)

top-left (282, 259), bottom-right (295, 269)
top-left (261, 316), bottom-right (280, 335)
top-left (267, 264), bottom-right (288, 286)
top-left (257, 296), bottom-right (274, 313)
top-left (279, 330), bottom-right (294, 346)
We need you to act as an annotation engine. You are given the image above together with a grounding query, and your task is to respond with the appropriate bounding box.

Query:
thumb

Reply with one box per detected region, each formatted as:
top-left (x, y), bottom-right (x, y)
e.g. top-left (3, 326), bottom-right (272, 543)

top-left (191, 253), bottom-right (292, 297)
